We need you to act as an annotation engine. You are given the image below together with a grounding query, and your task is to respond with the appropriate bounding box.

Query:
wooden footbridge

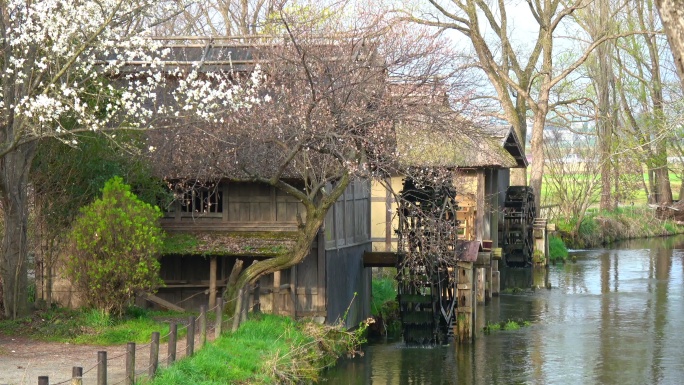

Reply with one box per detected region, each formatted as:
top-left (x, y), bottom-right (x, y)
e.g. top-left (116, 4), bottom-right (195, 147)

top-left (364, 183), bottom-right (550, 344)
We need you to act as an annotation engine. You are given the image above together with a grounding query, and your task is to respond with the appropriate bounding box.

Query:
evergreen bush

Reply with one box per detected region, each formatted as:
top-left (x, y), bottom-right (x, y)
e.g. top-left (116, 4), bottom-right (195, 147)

top-left (66, 176), bottom-right (164, 315)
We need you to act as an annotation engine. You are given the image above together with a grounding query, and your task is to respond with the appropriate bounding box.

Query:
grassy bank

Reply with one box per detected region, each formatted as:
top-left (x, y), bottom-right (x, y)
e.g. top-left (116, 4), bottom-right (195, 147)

top-left (0, 307), bottom-right (364, 385)
top-left (554, 206), bottom-right (684, 249)
top-left (0, 306), bottom-right (187, 345)
top-left (146, 314), bottom-right (363, 385)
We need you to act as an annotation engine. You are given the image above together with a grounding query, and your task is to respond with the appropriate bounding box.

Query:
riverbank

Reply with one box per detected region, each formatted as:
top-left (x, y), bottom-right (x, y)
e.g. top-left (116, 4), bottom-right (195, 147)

top-left (555, 206), bottom-right (684, 249)
top-left (0, 308), bottom-right (365, 385)
top-left (147, 313), bottom-right (365, 385)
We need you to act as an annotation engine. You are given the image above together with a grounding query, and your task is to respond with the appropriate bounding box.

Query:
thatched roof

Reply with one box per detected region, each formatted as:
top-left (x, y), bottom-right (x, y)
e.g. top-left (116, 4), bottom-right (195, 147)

top-left (395, 122), bottom-right (526, 170)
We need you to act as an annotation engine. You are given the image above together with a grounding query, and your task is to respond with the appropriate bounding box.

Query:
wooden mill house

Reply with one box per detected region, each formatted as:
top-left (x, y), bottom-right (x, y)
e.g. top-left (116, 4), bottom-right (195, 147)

top-left (137, 38), bottom-right (378, 328)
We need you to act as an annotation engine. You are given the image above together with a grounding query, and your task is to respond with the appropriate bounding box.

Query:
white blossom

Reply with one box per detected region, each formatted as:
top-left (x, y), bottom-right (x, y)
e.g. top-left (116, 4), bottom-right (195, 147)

top-left (2, 0), bottom-right (263, 145)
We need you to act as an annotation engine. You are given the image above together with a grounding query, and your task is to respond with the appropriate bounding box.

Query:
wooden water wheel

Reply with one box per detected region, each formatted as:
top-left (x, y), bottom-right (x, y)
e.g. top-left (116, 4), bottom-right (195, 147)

top-left (395, 178), bottom-right (459, 344)
top-left (502, 186), bottom-right (536, 267)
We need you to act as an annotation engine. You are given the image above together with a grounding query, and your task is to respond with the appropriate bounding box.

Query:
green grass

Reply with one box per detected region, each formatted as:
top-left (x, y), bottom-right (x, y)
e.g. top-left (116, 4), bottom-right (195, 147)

top-left (370, 275), bottom-right (401, 335)
top-left (0, 306), bottom-right (189, 345)
top-left (370, 277), bottom-right (396, 318)
top-left (483, 318), bottom-right (531, 334)
top-left (147, 314), bottom-right (359, 385)
top-left (549, 235), bottom-right (569, 262)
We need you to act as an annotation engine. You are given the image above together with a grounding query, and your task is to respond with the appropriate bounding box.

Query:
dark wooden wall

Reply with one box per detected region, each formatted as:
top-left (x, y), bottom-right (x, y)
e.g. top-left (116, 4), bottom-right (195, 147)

top-left (162, 182), bottom-right (301, 232)
top-left (323, 179), bottom-right (372, 327)
top-left (154, 255), bottom-right (233, 310)
top-left (326, 244), bottom-right (371, 328)
top-left (324, 179), bottom-right (370, 249)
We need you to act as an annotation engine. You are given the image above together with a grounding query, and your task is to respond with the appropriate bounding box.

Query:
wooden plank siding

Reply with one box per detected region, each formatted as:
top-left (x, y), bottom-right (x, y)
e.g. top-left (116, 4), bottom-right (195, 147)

top-left (161, 182), bottom-right (302, 232)
top-left (325, 179), bottom-right (371, 250)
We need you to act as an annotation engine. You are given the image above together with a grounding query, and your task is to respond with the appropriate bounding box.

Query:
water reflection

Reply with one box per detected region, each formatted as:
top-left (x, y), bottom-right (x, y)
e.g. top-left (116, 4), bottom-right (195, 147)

top-left (323, 236), bottom-right (684, 384)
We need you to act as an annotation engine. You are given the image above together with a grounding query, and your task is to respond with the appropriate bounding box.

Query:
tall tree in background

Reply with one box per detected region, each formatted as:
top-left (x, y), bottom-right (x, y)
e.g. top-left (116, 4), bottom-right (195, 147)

top-left (160, 0), bottom-right (277, 35)
top-left (0, 0), bottom-right (256, 319)
top-left (575, 0), bottom-right (619, 210)
top-left (408, 0), bottom-right (636, 211)
top-left (615, 0), bottom-right (673, 205)
top-left (655, 0), bottom-right (684, 90)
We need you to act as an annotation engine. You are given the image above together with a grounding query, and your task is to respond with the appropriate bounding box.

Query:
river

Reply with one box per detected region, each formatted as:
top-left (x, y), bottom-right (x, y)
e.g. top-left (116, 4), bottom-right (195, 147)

top-left (323, 236), bottom-right (684, 384)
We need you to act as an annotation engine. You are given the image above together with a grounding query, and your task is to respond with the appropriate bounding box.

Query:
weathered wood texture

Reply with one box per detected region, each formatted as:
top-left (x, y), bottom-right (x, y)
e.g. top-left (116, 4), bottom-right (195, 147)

top-left (362, 251), bottom-right (399, 267)
top-left (475, 268), bottom-right (485, 305)
top-left (326, 243), bottom-right (372, 328)
top-left (325, 179), bottom-right (371, 250)
top-left (161, 182), bottom-right (302, 232)
top-left (456, 262), bottom-right (474, 344)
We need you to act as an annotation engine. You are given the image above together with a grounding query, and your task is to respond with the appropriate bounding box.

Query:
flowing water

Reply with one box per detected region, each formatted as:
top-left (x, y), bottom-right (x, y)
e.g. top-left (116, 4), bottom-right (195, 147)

top-left (323, 236), bottom-right (684, 385)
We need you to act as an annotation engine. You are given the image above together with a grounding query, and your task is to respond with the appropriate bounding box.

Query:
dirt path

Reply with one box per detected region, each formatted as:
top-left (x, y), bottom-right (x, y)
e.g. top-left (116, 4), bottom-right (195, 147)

top-left (0, 333), bottom-right (203, 385)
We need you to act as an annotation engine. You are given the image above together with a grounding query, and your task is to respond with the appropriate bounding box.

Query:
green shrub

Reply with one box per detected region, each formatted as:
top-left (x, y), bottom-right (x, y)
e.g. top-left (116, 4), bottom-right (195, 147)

top-left (66, 176), bottom-right (164, 316)
top-left (548, 235), bottom-right (568, 262)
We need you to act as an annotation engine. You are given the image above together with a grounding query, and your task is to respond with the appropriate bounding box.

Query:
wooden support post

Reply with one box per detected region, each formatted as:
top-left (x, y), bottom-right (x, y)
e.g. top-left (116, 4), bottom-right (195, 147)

top-left (97, 351), bottom-right (107, 385)
top-left (215, 298), bottom-right (223, 339)
top-left (186, 316), bottom-right (195, 357)
top-left (38, 376), bottom-right (48, 385)
top-left (456, 262), bottom-right (473, 344)
top-left (476, 268), bottom-right (485, 305)
top-left (272, 270), bottom-right (281, 315)
top-left (149, 332), bottom-right (160, 378)
top-left (533, 219), bottom-right (548, 267)
top-left (168, 322), bottom-right (177, 364)
top-left (290, 266), bottom-right (297, 318)
top-left (209, 256), bottom-right (217, 308)
top-left (199, 305), bottom-right (207, 349)
top-left (491, 260), bottom-right (500, 296)
top-left (485, 264), bottom-right (492, 301)
top-left (71, 367), bottom-right (83, 385)
top-left (125, 342), bottom-right (135, 385)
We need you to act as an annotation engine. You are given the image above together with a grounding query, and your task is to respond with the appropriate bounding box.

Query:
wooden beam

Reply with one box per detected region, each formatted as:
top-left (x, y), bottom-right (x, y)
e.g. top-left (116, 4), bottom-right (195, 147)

top-left (363, 251), bottom-right (399, 267)
top-left (141, 293), bottom-right (185, 312)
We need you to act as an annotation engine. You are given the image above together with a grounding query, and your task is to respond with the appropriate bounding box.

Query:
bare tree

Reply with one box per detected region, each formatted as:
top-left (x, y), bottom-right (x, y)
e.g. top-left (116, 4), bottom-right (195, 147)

top-left (614, 0), bottom-right (674, 205)
top-left (575, 0), bottom-right (620, 211)
top-left (158, 0), bottom-right (278, 35)
top-left (406, 0), bottom-right (640, 212)
top-left (655, 0), bottom-right (684, 90)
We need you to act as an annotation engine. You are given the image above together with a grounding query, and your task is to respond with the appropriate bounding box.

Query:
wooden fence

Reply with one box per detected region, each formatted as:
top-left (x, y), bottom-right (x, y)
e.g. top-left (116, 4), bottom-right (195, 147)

top-left (15, 299), bottom-right (225, 385)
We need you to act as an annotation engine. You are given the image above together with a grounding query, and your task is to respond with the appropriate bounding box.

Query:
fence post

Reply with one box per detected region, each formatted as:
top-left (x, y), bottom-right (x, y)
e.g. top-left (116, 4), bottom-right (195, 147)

top-left (215, 298), bottom-right (223, 339)
top-left (71, 366), bottom-right (83, 385)
top-left (97, 351), bottom-right (107, 385)
top-left (199, 305), bottom-right (207, 349)
top-left (186, 316), bottom-right (195, 357)
top-left (168, 322), bottom-right (177, 364)
top-left (125, 342), bottom-right (135, 385)
top-left (38, 376), bottom-right (48, 385)
top-left (149, 331), bottom-right (160, 378)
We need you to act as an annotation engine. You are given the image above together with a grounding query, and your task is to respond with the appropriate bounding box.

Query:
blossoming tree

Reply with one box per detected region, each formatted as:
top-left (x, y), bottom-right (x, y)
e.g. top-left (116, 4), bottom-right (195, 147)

top-left (0, 0), bottom-right (259, 318)
top-left (148, 3), bottom-right (480, 328)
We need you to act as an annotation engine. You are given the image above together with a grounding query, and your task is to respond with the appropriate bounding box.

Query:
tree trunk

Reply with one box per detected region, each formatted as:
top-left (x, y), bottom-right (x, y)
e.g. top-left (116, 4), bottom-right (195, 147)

top-left (647, 168), bottom-right (656, 204)
top-left (222, 175), bottom-right (350, 330)
top-left (226, 208), bottom-right (327, 330)
top-left (655, 0), bottom-right (684, 91)
top-left (0, 143), bottom-right (36, 319)
top-left (529, 93), bottom-right (550, 214)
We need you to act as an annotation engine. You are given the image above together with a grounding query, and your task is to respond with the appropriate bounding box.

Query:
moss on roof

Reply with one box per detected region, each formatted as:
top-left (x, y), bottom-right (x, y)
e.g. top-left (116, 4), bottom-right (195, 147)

top-left (161, 231), bottom-right (297, 257)
top-left (395, 124), bottom-right (518, 169)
